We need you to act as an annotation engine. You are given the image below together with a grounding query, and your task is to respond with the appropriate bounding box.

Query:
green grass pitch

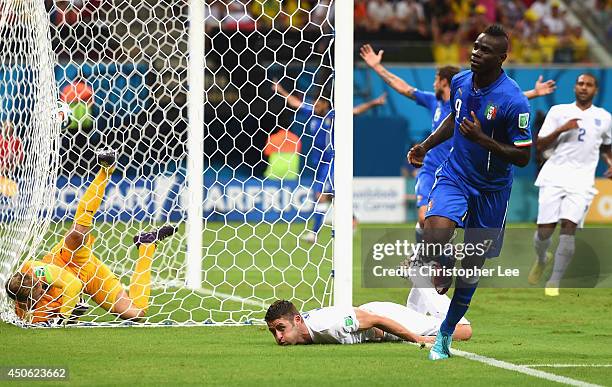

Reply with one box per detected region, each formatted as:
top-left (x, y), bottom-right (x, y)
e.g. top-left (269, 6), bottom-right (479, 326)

top-left (2, 222), bottom-right (612, 386)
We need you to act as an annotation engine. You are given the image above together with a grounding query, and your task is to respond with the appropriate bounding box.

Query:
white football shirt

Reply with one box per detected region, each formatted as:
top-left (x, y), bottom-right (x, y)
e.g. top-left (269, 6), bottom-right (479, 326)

top-left (302, 306), bottom-right (367, 344)
top-left (302, 302), bottom-right (454, 344)
top-left (536, 102), bottom-right (612, 191)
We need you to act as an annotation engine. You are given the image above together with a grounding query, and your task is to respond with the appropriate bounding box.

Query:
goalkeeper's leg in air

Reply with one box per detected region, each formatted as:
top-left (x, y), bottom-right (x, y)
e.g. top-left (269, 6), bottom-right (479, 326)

top-left (4, 149), bottom-right (177, 325)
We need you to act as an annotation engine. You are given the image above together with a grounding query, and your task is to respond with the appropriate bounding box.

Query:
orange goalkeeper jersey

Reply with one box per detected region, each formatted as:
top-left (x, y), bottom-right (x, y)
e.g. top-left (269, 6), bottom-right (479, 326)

top-left (15, 260), bottom-right (83, 324)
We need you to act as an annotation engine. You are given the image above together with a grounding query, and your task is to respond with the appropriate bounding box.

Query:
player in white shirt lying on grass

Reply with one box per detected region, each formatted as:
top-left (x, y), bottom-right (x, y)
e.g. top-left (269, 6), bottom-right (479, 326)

top-left (530, 73), bottom-right (612, 296)
top-left (265, 287), bottom-right (471, 345)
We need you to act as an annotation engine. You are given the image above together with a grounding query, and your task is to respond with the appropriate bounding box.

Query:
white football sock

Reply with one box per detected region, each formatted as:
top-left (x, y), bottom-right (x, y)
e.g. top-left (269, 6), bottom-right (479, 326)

top-left (408, 287), bottom-right (451, 319)
top-left (415, 222), bottom-right (424, 242)
top-left (406, 287), bottom-right (421, 310)
top-left (548, 234), bottom-right (575, 284)
top-left (534, 230), bottom-right (552, 264)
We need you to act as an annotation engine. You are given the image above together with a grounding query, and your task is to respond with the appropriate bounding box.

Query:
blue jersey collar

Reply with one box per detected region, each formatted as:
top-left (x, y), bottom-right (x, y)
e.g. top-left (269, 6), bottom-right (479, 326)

top-left (471, 70), bottom-right (507, 96)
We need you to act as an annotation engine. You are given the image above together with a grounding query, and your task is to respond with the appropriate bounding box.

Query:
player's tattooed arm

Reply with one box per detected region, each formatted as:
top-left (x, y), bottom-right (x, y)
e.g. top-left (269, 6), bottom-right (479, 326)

top-left (536, 118), bottom-right (580, 152)
top-left (408, 113), bottom-right (454, 167)
top-left (354, 308), bottom-right (433, 344)
top-left (460, 111), bottom-right (530, 167)
top-left (359, 44), bottom-right (416, 99)
top-left (601, 144), bottom-right (612, 179)
top-left (523, 75), bottom-right (556, 100)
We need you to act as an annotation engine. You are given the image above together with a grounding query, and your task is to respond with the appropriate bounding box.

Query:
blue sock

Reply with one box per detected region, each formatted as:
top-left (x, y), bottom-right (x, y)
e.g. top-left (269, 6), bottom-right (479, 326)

top-left (440, 277), bottom-right (477, 335)
top-left (311, 210), bottom-right (325, 233)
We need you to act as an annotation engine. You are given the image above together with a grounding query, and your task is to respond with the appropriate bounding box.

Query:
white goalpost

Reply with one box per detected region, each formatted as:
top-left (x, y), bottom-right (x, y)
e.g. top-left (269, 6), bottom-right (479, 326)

top-left (0, 0), bottom-right (352, 327)
top-left (333, 0), bottom-right (353, 307)
top-left (186, 0), bottom-right (204, 290)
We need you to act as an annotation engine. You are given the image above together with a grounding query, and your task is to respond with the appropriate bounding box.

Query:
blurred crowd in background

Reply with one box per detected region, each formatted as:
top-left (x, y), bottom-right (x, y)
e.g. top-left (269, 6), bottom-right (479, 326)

top-left (39, 0), bottom-right (610, 65)
top-left (205, 0), bottom-right (334, 33)
top-left (355, 0), bottom-right (612, 64)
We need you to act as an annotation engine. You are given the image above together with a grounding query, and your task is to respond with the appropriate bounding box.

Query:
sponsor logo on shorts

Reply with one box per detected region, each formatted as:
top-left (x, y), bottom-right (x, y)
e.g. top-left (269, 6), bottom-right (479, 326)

top-left (427, 200), bottom-right (433, 212)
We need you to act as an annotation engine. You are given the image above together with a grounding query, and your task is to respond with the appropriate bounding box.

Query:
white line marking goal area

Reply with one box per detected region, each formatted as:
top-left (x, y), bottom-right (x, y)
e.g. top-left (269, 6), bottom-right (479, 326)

top-left (411, 343), bottom-right (605, 387)
top-left (518, 364), bottom-right (612, 368)
top-left (451, 348), bottom-right (605, 387)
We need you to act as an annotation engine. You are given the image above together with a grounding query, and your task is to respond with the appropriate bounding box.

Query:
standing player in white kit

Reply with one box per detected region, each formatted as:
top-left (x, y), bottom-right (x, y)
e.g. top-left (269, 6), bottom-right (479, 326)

top-left (529, 73), bottom-right (612, 296)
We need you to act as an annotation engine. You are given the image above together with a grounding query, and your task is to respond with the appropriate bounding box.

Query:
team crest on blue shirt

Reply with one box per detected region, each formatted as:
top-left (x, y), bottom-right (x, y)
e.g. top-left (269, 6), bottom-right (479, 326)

top-left (485, 104), bottom-right (498, 120)
top-left (595, 118), bottom-right (601, 127)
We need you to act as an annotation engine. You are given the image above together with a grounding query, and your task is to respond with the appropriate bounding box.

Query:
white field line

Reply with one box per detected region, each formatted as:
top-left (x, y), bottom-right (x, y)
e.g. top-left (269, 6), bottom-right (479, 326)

top-left (114, 265), bottom-right (267, 308)
top-left (451, 348), bottom-right (604, 387)
top-left (409, 343), bottom-right (602, 387)
top-left (519, 364), bottom-right (612, 368)
top-left (189, 286), bottom-right (267, 308)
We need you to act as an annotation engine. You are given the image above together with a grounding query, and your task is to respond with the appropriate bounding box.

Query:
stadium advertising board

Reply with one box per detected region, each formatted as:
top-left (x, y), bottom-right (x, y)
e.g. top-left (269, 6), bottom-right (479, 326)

top-left (585, 178), bottom-right (612, 223)
top-left (53, 174), bottom-right (315, 223)
top-left (353, 177), bottom-right (406, 223)
top-left (51, 176), bottom-right (407, 224)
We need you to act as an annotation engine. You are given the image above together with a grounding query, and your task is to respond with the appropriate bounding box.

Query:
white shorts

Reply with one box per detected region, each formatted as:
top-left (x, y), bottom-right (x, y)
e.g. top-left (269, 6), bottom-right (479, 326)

top-left (536, 186), bottom-right (596, 226)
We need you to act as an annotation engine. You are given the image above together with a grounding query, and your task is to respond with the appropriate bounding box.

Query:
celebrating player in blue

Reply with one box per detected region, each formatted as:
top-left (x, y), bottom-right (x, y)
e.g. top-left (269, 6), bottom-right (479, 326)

top-left (407, 25), bottom-right (532, 361)
top-left (272, 81), bottom-right (386, 243)
top-left (360, 44), bottom-right (555, 244)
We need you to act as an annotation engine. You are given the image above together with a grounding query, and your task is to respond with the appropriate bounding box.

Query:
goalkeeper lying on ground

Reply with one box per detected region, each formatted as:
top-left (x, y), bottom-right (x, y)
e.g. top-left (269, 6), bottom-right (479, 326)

top-left (4, 149), bottom-right (176, 326)
top-left (265, 287), bottom-right (472, 345)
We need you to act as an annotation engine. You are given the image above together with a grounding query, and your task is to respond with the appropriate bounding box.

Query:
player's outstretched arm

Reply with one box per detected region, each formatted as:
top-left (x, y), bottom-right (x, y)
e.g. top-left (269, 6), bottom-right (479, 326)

top-left (523, 75), bottom-right (556, 100)
top-left (536, 118), bottom-right (580, 152)
top-left (354, 308), bottom-right (432, 344)
top-left (353, 93), bottom-right (387, 116)
top-left (408, 113), bottom-right (454, 167)
top-left (460, 111), bottom-right (530, 167)
top-left (271, 80), bottom-right (303, 109)
top-left (360, 44), bottom-right (416, 99)
top-left (601, 144), bottom-right (612, 178)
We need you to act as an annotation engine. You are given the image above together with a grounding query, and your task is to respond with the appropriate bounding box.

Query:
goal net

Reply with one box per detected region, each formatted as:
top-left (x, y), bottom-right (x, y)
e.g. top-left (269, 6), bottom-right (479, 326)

top-left (0, 0), bottom-right (62, 324)
top-left (0, 0), bottom-right (343, 326)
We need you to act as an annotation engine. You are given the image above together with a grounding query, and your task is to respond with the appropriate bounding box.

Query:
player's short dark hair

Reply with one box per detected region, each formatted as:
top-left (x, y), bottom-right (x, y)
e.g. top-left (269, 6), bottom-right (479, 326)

top-left (437, 66), bottom-right (461, 85)
top-left (265, 300), bottom-right (299, 323)
top-left (5, 271), bottom-right (33, 302)
top-left (483, 24), bottom-right (509, 53)
top-left (577, 73), bottom-right (598, 87)
top-left (483, 24), bottom-right (508, 39)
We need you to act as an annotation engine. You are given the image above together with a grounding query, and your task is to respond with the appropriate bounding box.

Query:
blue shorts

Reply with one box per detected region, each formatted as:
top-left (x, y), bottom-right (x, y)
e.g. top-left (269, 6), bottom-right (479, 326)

top-left (426, 163), bottom-right (511, 258)
top-left (312, 157), bottom-right (334, 195)
top-left (415, 168), bottom-right (436, 208)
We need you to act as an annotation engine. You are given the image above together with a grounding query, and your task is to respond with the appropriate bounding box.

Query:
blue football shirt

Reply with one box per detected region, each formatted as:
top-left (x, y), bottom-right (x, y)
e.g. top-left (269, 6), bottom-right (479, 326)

top-left (300, 104), bottom-right (334, 163)
top-left (413, 90), bottom-right (453, 175)
top-left (448, 70), bottom-right (532, 190)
